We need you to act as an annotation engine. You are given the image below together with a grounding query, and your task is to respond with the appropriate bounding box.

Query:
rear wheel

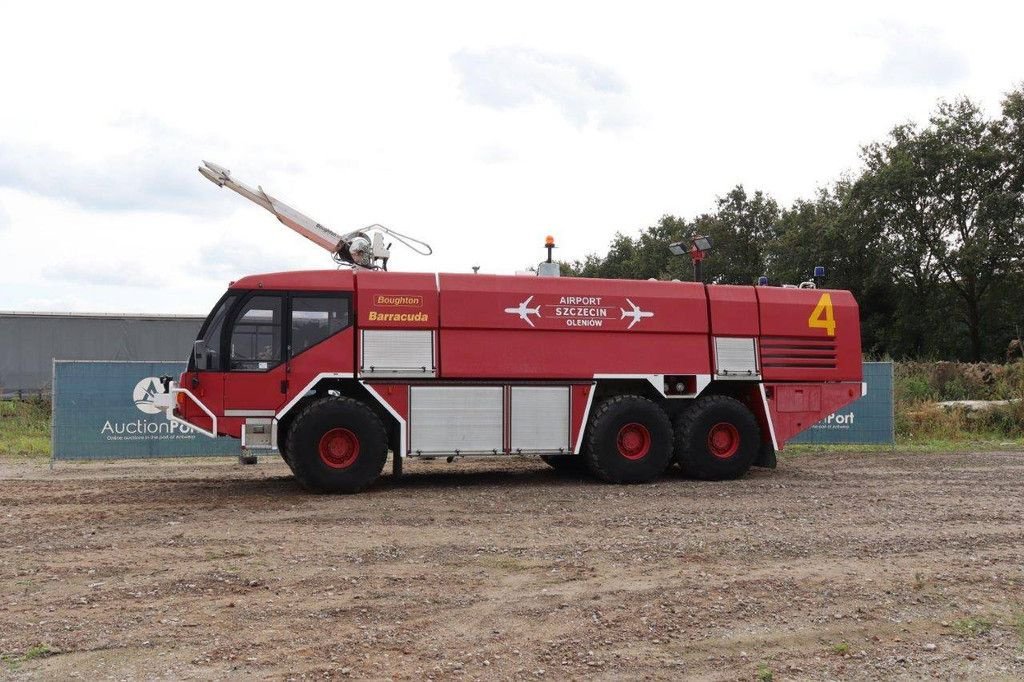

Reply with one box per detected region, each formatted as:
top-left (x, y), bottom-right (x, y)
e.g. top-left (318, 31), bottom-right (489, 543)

top-left (287, 397), bottom-right (388, 493)
top-left (584, 395), bottom-right (672, 483)
top-left (673, 394), bottom-right (760, 480)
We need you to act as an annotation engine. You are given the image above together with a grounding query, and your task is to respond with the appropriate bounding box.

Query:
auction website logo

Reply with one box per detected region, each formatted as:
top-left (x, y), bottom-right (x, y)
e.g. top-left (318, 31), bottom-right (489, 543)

top-left (97, 376), bottom-right (198, 439)
top-left (133, 377), bottom-right (163, 415)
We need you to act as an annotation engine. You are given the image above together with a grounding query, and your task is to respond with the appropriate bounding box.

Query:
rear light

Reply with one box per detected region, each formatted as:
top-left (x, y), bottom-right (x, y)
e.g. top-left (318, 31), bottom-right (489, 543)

top-left (176, 392), bottom-right (187, 411)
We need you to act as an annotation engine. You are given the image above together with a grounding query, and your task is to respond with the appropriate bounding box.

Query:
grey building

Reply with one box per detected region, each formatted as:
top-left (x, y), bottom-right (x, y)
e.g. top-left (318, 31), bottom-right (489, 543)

top-left (0, 311), bottom-right (203, 397)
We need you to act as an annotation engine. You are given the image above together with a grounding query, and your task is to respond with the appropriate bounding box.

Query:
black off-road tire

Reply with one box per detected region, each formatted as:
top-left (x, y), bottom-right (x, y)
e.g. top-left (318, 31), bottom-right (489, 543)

top-left (540, 454), bottom-right (588, 474)
top-left (673, 394), bottom-right (761, 481)
top-left (286, 396), bottom-right (388, 493)
top-left (584, 395), bottom-right (673, 484)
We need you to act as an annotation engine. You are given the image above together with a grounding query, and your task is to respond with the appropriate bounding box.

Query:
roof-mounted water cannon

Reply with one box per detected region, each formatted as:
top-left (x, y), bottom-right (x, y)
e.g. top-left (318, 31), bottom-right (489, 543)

top-left (198, 161), bottom-right (432, 270)
top-left (669, 235), bottom-right (713, 282)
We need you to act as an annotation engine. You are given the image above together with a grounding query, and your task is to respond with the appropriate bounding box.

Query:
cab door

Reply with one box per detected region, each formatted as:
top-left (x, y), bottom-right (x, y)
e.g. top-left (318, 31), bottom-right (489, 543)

top-left (282, 293), bottom-right (355, 389)
top-left (221, 291), bottom-right (356, 422)
top-left (221, 293), bottom-right (290, 418)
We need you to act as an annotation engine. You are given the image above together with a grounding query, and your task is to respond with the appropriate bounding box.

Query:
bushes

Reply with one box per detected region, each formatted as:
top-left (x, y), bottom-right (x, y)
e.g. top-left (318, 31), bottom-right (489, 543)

top-left (896, 375), bottom-right (935, 403)
top-left (898, 402), bottom-right (1024, 442)
top-left (895, 361), bottom-right (1024, 402)
top-left (894, 361), bottom-right (1024, 442)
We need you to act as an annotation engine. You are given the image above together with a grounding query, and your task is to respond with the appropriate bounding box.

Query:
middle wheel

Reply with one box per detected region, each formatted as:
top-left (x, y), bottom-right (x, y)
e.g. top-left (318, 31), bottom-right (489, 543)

top-left (584, 395), bottom-right (673, 483)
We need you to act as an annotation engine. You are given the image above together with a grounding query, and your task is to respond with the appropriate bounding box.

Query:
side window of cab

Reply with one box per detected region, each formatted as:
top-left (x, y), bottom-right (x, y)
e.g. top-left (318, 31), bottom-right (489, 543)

top-left (290, 295), bottom-right (351, 358)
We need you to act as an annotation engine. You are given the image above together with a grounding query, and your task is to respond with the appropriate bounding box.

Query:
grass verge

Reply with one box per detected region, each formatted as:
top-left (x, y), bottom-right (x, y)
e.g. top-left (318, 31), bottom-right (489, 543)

top-left (0, 399), bottom-right (50, 461)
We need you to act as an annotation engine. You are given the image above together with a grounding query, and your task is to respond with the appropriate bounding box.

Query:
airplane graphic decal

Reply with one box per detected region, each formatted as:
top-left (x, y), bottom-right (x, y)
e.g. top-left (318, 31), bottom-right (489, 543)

top-left (504, 296), bottom-right (542, 327)
top-left (620, 299), bottom-right (655, 329)
top-left (503, 295), bottom-right (655, 330)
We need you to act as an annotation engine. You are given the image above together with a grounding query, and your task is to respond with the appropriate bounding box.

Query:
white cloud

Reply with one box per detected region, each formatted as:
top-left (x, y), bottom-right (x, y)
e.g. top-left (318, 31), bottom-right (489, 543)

top-left (16, 295), bottom-right (93, 313)
top-left (815, 22), bottom-right (969, 89)
top-left (0, 117), bottom-right (227, 215)
top-left (476, 143), bottom-right (517, 164)
top-left (196, 238), bottom-right (303, 281)
top-left (452, 47), bottom-right (633, 129)
top-left (871, 25), bottom-right (969, 88)
top-left (42, 261), bottom-right (168, 288)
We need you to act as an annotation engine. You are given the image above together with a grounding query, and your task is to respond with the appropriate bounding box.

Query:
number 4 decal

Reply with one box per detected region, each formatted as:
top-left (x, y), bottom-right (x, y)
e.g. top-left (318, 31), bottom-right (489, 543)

top-left (808, 293), bottom-right (836, 336)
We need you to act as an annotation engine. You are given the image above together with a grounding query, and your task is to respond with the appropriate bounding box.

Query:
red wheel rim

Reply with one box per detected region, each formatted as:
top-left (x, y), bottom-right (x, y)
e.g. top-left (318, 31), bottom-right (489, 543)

top-left (616, 422), bottom-right (651, 460)
top-left (707, 422), bottom-right (740, 459)
top-left (318, 428), bottom-right (360, 469)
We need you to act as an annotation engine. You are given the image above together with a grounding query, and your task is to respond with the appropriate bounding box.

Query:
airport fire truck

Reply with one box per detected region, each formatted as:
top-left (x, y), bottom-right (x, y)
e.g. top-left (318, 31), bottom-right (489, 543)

top-left (154, 163), bottom-right (864, 493)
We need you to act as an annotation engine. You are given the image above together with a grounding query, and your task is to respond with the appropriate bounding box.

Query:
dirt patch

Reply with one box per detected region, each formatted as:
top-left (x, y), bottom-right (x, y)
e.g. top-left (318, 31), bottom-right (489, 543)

top-left (1, 452), bottom-right (1023, 679)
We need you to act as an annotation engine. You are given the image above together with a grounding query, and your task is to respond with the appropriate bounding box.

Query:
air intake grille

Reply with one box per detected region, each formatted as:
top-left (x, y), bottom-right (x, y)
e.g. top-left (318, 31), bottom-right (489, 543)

top-left (760, 337), bottom-right (837, 369)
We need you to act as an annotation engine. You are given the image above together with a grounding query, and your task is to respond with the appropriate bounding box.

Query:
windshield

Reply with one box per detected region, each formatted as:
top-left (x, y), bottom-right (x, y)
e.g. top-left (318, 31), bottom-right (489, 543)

top-left (189, 294), bottom-right (236, 371)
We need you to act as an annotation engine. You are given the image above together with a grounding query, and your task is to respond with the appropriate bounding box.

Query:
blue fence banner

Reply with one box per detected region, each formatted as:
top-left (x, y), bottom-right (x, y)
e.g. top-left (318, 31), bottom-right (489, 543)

top-left (52, 360), bottom-right (239, 460)
top-left (789, 361), bottom-right (894, 445)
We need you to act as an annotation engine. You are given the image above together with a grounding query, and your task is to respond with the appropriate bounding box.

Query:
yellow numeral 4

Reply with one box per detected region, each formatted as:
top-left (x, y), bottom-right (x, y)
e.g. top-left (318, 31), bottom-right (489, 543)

top-left (808, 293), bottom-right (836, 337)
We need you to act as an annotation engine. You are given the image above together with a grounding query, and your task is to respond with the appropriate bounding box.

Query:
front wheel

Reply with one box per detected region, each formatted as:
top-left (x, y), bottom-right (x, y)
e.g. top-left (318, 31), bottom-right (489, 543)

top-left (540, 454), bottom-right (588, 474)
top-left (673, 394), bottom-right (760, 480)
top-left (286, 397), bottom-right (388, 493)
top-left (584, 395), bottom-right (673, 483)
top-left (277, 433), bottom-right (295, 473)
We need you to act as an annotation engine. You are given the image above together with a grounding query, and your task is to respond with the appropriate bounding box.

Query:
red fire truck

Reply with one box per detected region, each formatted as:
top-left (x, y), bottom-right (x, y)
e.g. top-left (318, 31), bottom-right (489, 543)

top-left (154, 164), bottom-right (864, 493)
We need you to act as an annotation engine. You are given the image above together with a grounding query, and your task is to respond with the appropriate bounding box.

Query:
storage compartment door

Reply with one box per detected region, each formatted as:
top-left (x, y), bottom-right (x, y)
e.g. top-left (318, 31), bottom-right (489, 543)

top-left (714, 337), bottom-right (760, 378)
top-left (510, 386), bottom-right (570, 453)
top-left (409, 386), bottom-right (503, 454)
top-left (361, 329), bottom-right (435, 377)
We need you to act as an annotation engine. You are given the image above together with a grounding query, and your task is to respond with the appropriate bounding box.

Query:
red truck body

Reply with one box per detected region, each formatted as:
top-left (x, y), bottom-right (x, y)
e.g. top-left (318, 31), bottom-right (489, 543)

top-left (167, 269), bottom-right (862, 492)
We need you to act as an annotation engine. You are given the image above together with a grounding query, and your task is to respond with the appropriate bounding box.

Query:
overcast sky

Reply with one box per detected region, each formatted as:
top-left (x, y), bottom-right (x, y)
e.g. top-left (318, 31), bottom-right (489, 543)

top-left (1, 1), bottom-right (1022, 314)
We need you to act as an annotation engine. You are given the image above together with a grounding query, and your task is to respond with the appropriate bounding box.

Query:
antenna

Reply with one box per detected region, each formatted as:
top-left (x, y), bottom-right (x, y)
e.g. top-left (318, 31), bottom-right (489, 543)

top-left (198, 161), bottom-right (432, 270)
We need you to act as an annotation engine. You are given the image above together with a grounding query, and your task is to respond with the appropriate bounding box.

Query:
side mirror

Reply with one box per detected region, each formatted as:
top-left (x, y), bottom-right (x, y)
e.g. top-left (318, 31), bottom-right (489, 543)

top-left (194, 340), bottom-right (209, 370)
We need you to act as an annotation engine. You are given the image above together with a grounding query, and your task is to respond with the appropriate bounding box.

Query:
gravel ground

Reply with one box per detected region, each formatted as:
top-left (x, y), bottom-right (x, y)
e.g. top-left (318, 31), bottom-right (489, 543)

top-left (1, 450), bottom-right (1023, 680)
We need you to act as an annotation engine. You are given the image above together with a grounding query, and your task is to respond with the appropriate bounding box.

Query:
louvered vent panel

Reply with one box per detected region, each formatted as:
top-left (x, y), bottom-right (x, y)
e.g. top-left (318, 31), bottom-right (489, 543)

top-left (760, 337), bottom-right (837, 370)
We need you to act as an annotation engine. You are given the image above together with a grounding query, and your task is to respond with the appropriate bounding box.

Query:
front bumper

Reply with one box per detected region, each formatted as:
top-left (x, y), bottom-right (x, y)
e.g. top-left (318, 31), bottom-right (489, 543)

top-left (153, 381), bottom-right (218, 438)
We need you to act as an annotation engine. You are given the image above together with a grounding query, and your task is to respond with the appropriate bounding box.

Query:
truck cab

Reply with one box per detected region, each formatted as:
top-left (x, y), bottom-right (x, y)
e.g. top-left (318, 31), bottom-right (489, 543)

top-left (174, 270), bottom-right (357, 440)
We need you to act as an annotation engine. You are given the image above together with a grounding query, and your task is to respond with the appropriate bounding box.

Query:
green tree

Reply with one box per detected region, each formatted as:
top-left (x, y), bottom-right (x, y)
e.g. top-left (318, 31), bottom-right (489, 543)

top-left (564, 215), bottom-right (691, 280)
top-left (566, 188), bottom-right (780, 285)
top-left (855, 97), bottom-right (1023, 359)
top-left (695, 187), bottom-right (780, 284)
top-left (563, 87), bottom-right (1024, 361)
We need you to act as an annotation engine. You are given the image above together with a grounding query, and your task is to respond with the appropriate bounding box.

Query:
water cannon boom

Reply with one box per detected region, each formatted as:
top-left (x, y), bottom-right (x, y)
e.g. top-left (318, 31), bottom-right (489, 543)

top-left (198, 161), bottom-right (431, 270)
